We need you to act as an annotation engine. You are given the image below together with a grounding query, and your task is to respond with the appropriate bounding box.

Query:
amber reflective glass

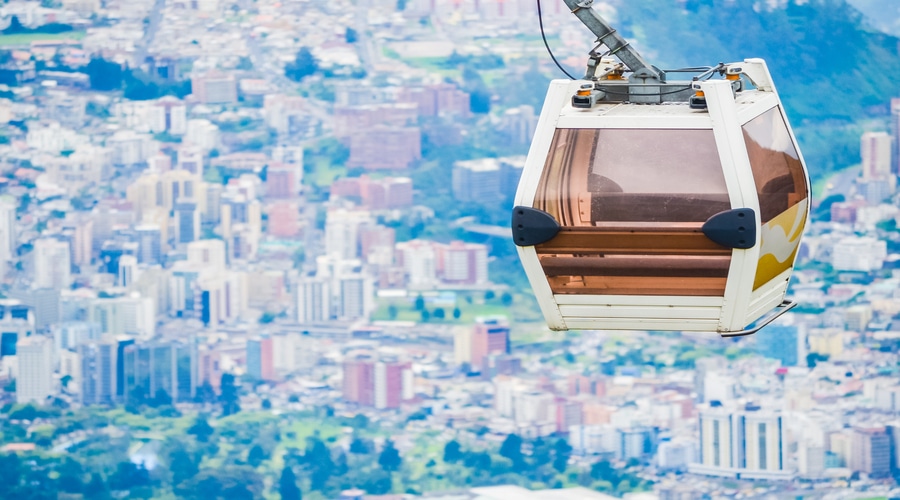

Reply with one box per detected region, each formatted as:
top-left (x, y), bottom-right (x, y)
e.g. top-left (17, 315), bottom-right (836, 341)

top-left (533, 128), bottom-right (732, 296)
top-left (742, 107), bottom-right (808, 223)
top-left (743, 107), bottom-right (809, 290)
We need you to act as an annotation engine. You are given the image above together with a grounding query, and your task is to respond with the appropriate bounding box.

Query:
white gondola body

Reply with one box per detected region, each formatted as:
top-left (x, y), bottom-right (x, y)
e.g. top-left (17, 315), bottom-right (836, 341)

top-left (514, 59), bottom-right (810, 333)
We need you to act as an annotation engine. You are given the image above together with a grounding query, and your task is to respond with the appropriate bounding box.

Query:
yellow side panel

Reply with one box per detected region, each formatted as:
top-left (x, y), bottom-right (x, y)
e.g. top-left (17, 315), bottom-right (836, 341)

top-left (753, 198), bottom-right (807, 290)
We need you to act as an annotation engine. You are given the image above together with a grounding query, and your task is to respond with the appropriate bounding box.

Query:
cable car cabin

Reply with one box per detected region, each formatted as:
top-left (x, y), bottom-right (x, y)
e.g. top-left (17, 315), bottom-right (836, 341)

top-left (512, 60), bottom-right (810, 336)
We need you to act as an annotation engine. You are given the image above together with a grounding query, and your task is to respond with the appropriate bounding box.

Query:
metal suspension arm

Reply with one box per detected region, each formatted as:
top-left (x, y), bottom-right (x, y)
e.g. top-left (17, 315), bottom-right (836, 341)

top-left (561, 0), bottom-right (663, 82)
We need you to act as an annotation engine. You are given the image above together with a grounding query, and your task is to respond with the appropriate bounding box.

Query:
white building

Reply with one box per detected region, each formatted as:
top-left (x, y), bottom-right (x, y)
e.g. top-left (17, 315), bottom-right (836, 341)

top-left (690, 403), bottom-right (793, 480)
top-left (441, 241), bottom-right (488, 285)
top-left (184, 119), bottom-right (220, 152)
top-left (176, 146), bottom-right (204, 177)
top-left (0, 196), bottom-right (16, 265)
top-left (151, 97), bottom-right (187, 135)
top-left (88, 294), bottom-right (155, 338)
top-left (324, 208), bottom-right (372, 260)
top-left (108, 130), bottom-right (157, 166)
top-left (16, 335), bottom-right (53, 404)
top-left (396, 239), bottom-right (438, 289)
top-left (294, 275), bottom-right (331, 323)
top-left (26, 122), bottom-right (81, 153)
top-left (33, 238), bottom-right (72, 289)
top-left (832, 236), bottom-right (887, 272)
top-left (41, 145), bottom-right (112, 195)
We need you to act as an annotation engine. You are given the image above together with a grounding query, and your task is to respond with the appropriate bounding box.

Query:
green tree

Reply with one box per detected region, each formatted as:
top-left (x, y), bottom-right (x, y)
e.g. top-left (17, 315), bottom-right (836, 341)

top-left (285, 48), bottom-right (318, 82)
top-left (109, 461), bottom-right (150, 492)
top-left (350, 436), bottom-right (371, 454)
top-left (57, 457), bottom-right (85, 493)
top-left (388, 304), bottom-right (399, 320)
top-left (0, 453), bottom-right (21, 497)
top-left (552, 438), bottom-right (573, 473)
top-left (279, 466), bottom-right (301, 500)
top-left (433, 307), bottom-right (445, 320)
top-left (452, 307), bottom-right (461, 319)
top-left (414, 294), bottom-right (425, 311)
top-left (443, 440), bottom-right (463, 463)
top-left (170, 447), bottom-right (200, 486)
top-left (378, 440), bottom-right (402, 472)
top-left (345, 27), bottom-right (359, 43)
top-left (84, 471), bottom-right (110, 499)
top-left (247, 444), bottom-right (267, 467)
top-left (500, 292), bottom-right (514, 307)
top-left (187, 416), bottom-right (214, 442)
top-left (86, 57), bottom-right (124, 91)
top-left (220, 373), bottom-right (241, 416)
top-left (590, 460), bottom-right (615, 481)
top-left (302, 437), bottom-right (334, 491)
top-left (499, 433), bottom-right (523, 464)
top-left (420, 309), bottom-right (430, 322)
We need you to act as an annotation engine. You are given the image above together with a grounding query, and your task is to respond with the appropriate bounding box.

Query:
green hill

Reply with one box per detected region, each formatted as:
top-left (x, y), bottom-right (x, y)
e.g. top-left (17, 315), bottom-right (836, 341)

top-left (847, 0), bottom-right (900, 35)
top-left (612, 0), bottom-right (900, 180)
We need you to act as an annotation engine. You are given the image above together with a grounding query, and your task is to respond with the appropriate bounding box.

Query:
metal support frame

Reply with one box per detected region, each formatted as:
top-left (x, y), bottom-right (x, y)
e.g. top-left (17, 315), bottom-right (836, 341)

top-left (719, 300), bottom-right (797, 337)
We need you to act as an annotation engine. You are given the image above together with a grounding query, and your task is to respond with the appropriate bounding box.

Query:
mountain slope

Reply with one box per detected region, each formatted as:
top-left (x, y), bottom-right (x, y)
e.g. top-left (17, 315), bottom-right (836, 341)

top-left (615, 0), bottom-right (900, 122)
top-left (847, 0), bottom-right (900, 35)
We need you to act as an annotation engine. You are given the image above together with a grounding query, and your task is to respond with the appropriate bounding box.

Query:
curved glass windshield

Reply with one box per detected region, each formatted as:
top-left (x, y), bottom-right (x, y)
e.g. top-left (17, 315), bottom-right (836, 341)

top-left (743, 107), bottom-right (809, 289)
top-left (533, 128), bottom-right (732, 296)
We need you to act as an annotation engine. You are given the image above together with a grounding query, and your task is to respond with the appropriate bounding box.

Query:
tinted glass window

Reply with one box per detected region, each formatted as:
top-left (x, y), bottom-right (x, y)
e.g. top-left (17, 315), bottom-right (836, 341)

top-left (742, 107), bottom-right (808, 223)
top-left (534, 128), bottom-right (729, 226)
top-left (532, 128), bottom-right (732, 297)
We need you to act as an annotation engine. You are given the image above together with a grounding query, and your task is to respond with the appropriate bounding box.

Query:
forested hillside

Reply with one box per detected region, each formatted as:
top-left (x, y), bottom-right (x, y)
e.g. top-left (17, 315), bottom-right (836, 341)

top-left (616, 0), bottom-right (899, 121)
top-left (847, 0), bottom-right (900, 35)
top-left (607, 0), bottom-right (900, 179)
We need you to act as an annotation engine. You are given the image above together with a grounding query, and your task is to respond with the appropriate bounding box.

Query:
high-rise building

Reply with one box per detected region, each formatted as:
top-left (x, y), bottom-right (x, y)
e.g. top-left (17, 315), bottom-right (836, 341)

top-left (470, 316), bottom-right (510, 368)
top-left (246, 336), bottom-right (275, 382)
top-left (0, 300), bottom-right (34, 357)
top-left (135, 224), bottom-right (162, 264)
top-left (324, 208), bottom-right (372, 260)
top-left (10, 288), bottom-right (60, 332)
top-left (122, 340), bottom-right (197, 404)
top-left (690, 403), bottom-right (793, 480)
top-left (191, 71), bottom-right (238, 104)
top-left (33, 238), bottom-right (72, 289)
top-left (338, 273), bottom-right (374, 321)
top-left (52, 321), bottom-right (100, 357)
top-left (452, 158), bottom-right (501, 203)
top-left (88, 295), bottom-right (155, 338)
top-left (294, 275), bottom-right (331, 323)
top-left (891, 98), bottom-right (900, 172)
top-left (439, 241), bottom-right (488, 285)
top-left (850, 427), bottom-right (891, 478)
top-left (118, 255), bottom-right (139, 288)
top-left (342, 353), bottom-right (412, 409)
top-left (176, 146), bottom-right (204, 177)
top-left (861, 131), bottom-right (892, 180)
top-left (16, 335), bottom-right (53, 404)
top-left (79, 339), bottom-right (116, 405)
top-left (755, 324), bottom-right (800, 367)
top-left (396, 239), bottom-right (438, 288)
top-left (175, 201), bottom-right (200, 244)
top-left (266, 163), bottom-right (302, 199)
top-left (0, 195), bottom-right (16, 265)
top-left (151, 96), bottom-right (187, 135)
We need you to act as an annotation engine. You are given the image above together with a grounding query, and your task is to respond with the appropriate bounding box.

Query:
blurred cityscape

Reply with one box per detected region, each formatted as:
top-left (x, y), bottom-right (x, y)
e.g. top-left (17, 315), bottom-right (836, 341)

top-left (0, 0), bottom-right (898, 499)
